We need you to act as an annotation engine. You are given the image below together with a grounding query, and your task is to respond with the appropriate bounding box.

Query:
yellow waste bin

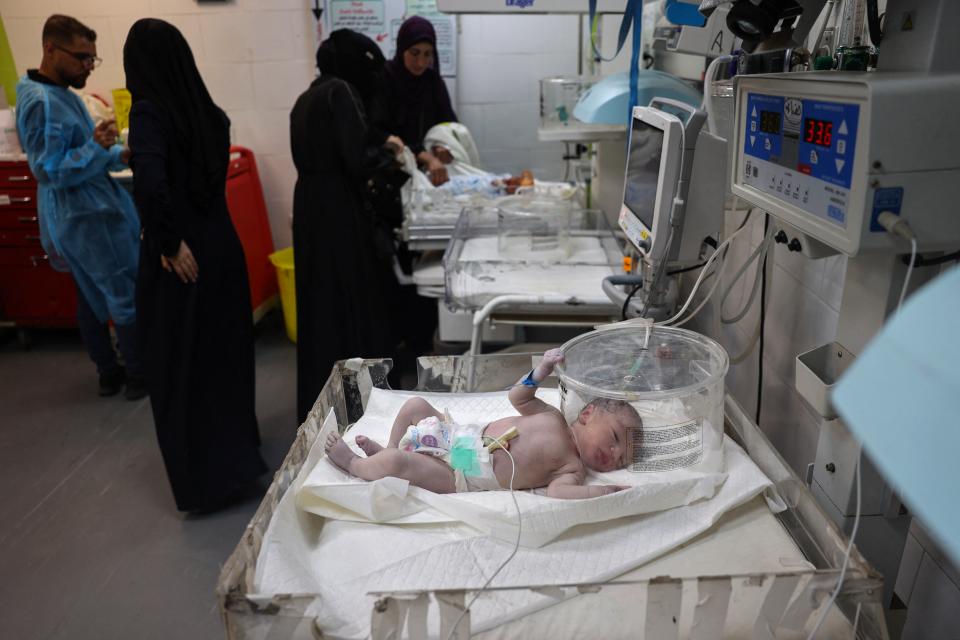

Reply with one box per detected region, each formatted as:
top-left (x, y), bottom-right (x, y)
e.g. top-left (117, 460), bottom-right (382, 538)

top-left (268, 247), bottom-right (296, 343)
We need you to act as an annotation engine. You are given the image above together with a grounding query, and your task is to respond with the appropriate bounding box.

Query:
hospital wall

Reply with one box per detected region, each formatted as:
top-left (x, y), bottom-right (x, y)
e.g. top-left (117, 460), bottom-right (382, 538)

top-left (456, 14), bottom-right (579, 180)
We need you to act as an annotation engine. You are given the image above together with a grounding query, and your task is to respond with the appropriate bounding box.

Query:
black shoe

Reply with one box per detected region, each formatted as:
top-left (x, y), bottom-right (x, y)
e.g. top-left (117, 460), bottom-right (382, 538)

top-left (98, 367), bottom-right (127, 397)
top-left (124, 377), bottom-right (148, 401)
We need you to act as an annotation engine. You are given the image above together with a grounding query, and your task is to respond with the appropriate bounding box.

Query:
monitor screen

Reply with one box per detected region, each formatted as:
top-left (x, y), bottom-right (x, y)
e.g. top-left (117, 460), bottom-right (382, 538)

top-left (623, 118), bottom-right (666, 231)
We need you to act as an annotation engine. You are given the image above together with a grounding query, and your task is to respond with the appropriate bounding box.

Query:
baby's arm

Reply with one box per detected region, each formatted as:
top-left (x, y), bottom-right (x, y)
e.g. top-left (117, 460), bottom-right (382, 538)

top-left (508, 348), bottom-right (564, 416)
top-left (546, 473), bottom-right (628, 499)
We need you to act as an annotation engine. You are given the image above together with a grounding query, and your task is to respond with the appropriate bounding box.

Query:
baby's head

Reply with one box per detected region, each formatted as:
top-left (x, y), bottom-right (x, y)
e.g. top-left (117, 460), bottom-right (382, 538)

top-left (570, 398), bottom-right (643, 472)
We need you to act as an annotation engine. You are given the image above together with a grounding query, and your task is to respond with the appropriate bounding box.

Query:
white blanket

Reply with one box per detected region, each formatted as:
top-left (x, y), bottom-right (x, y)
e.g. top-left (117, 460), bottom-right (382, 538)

top-left (255, 390), bottom-right (778, 639)
top-left (297, 389), bottom-right (729, 547)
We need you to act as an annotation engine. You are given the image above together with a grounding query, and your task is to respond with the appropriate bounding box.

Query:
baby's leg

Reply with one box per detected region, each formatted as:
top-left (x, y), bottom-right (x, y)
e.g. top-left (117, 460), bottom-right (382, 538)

top-left (387, 397), bottom-right (444, 447)
top-left (329, 435), bottom-right (455, 493)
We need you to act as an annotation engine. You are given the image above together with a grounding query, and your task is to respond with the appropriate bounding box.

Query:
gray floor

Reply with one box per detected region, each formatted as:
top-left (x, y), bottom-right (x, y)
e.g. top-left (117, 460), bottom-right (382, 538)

top-left (0, 315), bottom-right (297, 639)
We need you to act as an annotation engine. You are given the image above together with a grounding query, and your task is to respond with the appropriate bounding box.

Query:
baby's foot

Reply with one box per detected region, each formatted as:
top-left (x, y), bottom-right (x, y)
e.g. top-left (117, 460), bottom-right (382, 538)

top-left (324, 431), bottom-right (341, 453)
top-left (325, 432), bottom-right (358, 472)
top-left (355, 435), bottom-right (383, 456)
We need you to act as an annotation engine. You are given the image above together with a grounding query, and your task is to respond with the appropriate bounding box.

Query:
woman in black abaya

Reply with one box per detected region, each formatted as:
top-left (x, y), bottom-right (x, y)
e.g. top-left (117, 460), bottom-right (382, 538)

top-left (124, 19), bottom-right (267, 512)
top-left (291, 30), bottom-right (401, 424)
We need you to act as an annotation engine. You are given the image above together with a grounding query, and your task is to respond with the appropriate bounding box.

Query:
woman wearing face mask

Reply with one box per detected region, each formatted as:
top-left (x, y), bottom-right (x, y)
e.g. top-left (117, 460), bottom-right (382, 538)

top-left (372, 16), bottom-right (457, 186)
top-left (290, 29), bottom-right (403, 425)
top-left (124, 19), bottom-right (267, 513)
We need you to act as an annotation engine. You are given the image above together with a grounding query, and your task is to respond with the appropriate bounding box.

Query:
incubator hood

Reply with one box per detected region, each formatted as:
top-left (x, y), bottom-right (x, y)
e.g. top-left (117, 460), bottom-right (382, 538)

top-left (572, 71), bottom-right (702, 126)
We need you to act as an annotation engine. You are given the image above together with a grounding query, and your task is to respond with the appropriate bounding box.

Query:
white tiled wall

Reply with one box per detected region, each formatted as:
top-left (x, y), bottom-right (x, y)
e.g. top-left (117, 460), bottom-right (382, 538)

top-left (456, 14), bottom-right (581, 180)
top-left (4, 0), bottom-right (317, 250)
top-left (686, 209), bottom-right (848, 478)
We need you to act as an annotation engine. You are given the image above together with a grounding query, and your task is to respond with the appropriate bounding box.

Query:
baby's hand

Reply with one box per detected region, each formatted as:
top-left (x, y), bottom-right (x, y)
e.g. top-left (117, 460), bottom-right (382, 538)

top-left (601, 485), bottom-right (630, 495)
top-left (533, 348), bottom-right (564, 381)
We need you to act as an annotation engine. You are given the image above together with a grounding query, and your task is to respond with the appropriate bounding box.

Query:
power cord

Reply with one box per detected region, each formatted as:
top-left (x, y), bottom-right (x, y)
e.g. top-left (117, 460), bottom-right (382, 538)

top-left (668, 261), bottom-right (707, 276)
top-left (446, 434), bottom-right (521, 640)
top-left (901, 248), bottom-right (957, 268)
top-left (756, 214), bottom-right (769, 425)
top-left (622, 282), bottom-right (644, 320)
top-left (806, 449), bottom-right (862, 639)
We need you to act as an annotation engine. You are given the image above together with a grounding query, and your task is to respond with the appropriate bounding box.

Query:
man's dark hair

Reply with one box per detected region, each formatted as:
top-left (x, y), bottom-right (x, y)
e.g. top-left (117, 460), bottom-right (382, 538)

top-left (42, 15), bottom-right (97, 45)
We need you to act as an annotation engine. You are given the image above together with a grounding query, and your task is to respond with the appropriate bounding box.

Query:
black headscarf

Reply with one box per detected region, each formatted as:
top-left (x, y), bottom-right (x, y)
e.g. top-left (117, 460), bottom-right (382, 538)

top-left (123, 18), bottom-right (230, 208)
top-left (316, 29), bottom-right (385, 106)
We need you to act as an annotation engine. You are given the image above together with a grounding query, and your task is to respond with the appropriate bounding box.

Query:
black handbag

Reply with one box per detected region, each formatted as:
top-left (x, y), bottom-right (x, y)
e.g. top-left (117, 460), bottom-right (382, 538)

top-left (362, 146), bottom-right (409, 261)
top-left (364, 146), bottom-right (409, 224)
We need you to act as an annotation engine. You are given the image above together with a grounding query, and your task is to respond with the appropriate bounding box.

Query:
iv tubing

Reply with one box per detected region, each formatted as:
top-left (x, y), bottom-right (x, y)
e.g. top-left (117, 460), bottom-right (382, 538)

top-left (446, 435), bottom-right (521, 640)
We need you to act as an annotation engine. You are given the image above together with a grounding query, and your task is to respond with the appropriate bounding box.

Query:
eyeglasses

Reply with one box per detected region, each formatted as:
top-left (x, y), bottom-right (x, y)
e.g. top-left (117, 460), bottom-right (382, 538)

top-left (53, 44), bottom-right (102, 68)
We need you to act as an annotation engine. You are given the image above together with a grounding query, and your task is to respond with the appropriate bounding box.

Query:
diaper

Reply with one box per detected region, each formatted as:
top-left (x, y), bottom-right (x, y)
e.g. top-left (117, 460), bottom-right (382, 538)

top-left (454, 453), bottom-right (502, 493)
top-left (399, 418), bottom-right (503, 492)
top-left (398, 416), bottom-right (455, 456)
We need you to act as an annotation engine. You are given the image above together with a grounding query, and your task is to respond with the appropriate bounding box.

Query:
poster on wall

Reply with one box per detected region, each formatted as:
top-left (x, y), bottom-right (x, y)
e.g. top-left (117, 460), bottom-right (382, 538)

top-left (328, 0), bottom-right (390, 45)
top-left (324, 0), bottom-right (456, 77)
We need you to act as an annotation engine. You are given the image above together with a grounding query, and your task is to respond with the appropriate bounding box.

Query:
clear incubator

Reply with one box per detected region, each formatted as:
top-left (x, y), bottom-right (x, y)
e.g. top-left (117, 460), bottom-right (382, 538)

top-left (539, 76), bottom-right (597, 128)
top-left (556, 324), bottom-right (729, 474)
top-left (496, 194), bottom-right (574, 259)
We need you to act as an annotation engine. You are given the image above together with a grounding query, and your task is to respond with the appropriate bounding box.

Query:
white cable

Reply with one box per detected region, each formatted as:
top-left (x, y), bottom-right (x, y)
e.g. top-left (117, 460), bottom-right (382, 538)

top-left (727, 245), bottom-right (772, 364)
top-left (655, 246), bottom-right (724, 326)
top-left (720, 222), bottom-right (774, 325)
top-left (897, 237), bottom-right (918, 314)
top-left (673, 221), bottom-right (768, 328)
top-left (806, 449), bottom-right (862, 640)
top-left (702, 55), bottom-right (734, 135)
top-left (669, 262), bottom-right (722, 328)
top-left (655, 220), bottom-right (750, 327)
top-left (876, 211), bottom-right (918, 315)
top-left (446, 435), bottom-right (521, 640)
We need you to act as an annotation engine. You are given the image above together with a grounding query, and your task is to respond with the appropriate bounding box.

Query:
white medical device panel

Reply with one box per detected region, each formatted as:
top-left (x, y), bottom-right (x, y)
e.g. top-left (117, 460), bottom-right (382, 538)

top-left (731, 73), bottom-right (960, 255)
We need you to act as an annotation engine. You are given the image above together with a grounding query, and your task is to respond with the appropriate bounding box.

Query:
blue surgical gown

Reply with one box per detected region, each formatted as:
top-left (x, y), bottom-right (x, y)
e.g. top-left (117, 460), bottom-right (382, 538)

top-left (15, 74), bottom-right (140, 325)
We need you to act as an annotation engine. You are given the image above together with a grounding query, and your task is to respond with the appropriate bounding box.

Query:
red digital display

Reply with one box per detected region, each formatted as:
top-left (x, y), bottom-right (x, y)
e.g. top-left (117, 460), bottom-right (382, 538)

top-left (804, 118), bottom-right (833, 147)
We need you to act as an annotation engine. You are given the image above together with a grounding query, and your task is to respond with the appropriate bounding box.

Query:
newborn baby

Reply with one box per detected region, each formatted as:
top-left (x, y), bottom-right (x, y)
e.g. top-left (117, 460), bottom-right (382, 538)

top-left (325, 349), bottom-right (642, 498)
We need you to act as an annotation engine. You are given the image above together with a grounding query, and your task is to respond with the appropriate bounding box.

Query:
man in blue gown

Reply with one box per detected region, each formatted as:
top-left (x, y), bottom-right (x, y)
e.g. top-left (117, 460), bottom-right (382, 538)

top-left (16, 15), bottom-right (145, 399)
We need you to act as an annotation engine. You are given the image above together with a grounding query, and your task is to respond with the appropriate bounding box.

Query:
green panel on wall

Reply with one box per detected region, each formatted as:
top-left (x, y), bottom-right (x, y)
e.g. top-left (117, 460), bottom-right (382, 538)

top-left (0, 15), bottom-right (18, 105)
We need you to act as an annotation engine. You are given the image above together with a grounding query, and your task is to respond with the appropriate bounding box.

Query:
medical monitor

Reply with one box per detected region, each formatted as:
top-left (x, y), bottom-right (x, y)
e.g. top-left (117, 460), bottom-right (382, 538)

top-left (619, 106), bottom-right (685, 259)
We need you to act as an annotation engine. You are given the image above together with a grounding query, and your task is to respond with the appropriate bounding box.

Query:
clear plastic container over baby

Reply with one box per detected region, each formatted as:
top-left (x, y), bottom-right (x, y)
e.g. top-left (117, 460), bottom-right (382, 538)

top-left (496, 194), bottom-right (574, 259)
top-left (555, 324), bottom-right (729, 474)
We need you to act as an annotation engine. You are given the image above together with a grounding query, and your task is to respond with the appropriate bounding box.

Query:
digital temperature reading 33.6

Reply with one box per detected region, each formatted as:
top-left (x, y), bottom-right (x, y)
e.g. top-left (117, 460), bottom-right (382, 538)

top-left (804, 117), bottom-right (833, 147)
